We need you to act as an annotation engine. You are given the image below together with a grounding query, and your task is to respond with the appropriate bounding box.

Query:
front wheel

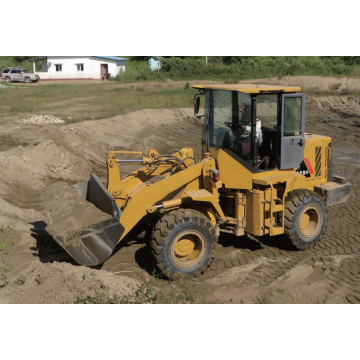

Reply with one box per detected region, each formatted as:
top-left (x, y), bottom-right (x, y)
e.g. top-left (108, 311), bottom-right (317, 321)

top-left (25, 77), bottom-right (31, 83)
top-left (283, 189), bottom-right (327, 250)
top-left (149, 209), bottom-right (218, 279)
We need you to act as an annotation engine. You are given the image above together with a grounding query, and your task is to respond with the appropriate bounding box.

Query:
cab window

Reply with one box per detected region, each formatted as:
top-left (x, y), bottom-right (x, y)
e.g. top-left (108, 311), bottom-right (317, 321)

top-left (256, 94), bottom-right (278, 130)
top-left (203, 90), bottom-right (251, 150)
top-left (284, 97), bottom-right (302, 136)
top-left (256, 94), bottom-right (279, 169)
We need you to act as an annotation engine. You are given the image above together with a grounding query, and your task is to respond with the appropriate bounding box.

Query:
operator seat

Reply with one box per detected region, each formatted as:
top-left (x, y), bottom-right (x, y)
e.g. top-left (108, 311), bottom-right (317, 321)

top-left (233, 138), bottom-right (251, 160)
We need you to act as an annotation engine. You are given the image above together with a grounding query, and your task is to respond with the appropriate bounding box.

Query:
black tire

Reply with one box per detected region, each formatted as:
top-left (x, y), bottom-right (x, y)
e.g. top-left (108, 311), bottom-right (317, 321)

top-left (25, 77), bottom-right (31, 83)
top-left (5, 77), bottom-right (11, 83)
top-left (149, 209), bottom-right (218, 279)
top-left (283, 189), bottom-right (327, 250)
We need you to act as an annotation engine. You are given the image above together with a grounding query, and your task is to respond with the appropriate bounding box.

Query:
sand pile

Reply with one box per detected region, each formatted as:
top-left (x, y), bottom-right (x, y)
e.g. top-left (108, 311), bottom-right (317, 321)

top-left (239, 76), bottom-right (360, 93)
top-left (0, 262), bottom-right (142, 304)
top-left (0, 108), bottom-right (203, 303)
top-left (17, 115), bottom-right (65, 125)
top-left (307, 96), bottom-right (360, 119)
top-left (41, 182), bottom-right (112, 238)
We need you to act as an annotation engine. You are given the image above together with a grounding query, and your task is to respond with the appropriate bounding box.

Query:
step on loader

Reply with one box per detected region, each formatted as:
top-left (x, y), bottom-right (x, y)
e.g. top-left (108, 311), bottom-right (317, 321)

top-left (43, 84), bottom-right (351, 279)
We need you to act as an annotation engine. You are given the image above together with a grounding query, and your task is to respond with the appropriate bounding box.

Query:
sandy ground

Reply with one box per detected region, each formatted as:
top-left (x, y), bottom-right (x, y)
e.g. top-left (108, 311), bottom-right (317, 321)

top-left (0, 78), bottom-right (360, 303)
top-left (240, 76), bottom-right (360, 93)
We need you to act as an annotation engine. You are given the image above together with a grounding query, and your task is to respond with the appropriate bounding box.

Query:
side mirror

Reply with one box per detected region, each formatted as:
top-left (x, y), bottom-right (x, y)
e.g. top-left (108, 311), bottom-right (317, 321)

top-left (194, 96), bottom-right (201, 115)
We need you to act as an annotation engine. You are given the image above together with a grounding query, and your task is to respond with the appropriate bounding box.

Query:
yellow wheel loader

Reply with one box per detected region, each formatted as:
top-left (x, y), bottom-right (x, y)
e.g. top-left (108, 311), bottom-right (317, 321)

top-left (44, 84), bottom-right (351, 279)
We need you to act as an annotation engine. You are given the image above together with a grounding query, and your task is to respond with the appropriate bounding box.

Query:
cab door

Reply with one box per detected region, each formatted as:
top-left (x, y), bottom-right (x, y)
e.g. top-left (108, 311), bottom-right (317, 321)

top-left (280, 93), bottom-right (306, 170)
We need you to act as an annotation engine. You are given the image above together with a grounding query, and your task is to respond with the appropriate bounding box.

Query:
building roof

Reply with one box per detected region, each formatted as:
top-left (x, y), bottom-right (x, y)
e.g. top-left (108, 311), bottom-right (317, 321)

top-left (192, 84), bottom-right (302, 94)
top-left (92, 56), bottom-right (128, 61)
top-left (29, 56), bottom-right (128, 62)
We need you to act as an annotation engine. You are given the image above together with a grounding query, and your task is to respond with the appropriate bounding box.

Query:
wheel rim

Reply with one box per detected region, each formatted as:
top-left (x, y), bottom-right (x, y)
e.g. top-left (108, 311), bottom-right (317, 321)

top-left (171, 230), bottom-right (206, 268)
top-left (298, 206), bottom-right (321, 240)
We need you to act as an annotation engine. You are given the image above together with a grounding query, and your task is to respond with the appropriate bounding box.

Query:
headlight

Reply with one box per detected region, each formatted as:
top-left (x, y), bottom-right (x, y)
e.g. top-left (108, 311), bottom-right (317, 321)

top-left (209, 169), bottom-right (220, 182)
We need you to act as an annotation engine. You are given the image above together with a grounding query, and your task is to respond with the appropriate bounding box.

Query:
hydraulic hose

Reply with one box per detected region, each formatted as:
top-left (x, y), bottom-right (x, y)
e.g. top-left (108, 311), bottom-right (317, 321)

top-left (149, 155), bottom-right (182, 165)
top-left (169, 157), bottom-right (197, 176)
top-left (165, 149), bottom-right (182, 156)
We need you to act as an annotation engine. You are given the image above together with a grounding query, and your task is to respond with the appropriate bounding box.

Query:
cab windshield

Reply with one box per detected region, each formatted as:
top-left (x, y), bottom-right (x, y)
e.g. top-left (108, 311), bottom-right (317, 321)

top-left (203, 89), bottom-right (252, 154)
top-left (202, 90), bottom-right (281, 169)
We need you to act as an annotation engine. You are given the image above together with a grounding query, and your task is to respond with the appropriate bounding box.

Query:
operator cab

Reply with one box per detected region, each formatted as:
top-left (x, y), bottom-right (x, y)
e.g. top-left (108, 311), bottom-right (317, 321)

top-left (193, 84), bottom-right (306, 173)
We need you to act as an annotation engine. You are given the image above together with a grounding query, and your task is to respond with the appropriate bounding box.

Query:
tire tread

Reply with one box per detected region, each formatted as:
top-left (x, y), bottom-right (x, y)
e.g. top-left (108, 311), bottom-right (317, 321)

top-left (149, 208), bottom-right (218, 279)
top-left (283, 189), bottom-right (327, 250)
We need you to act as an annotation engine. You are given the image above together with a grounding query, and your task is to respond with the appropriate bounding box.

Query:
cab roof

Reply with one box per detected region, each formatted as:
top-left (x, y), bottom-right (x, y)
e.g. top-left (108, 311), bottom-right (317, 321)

top-left (192, 84), bottom-right (302, 94)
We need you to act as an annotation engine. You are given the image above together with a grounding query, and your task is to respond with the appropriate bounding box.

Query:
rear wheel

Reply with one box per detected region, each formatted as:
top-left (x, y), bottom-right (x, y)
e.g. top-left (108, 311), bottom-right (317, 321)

top-left (5, 77), bottom-right (11, 83)
top-left (149, 209), bottom-right (218, 279)
top-left (283, 189), bottom-right (327, 250)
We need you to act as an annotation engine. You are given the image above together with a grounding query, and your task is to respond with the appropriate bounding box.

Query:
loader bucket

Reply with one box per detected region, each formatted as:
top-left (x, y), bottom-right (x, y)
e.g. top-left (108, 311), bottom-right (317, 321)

top-left (46, 174), bottom-right (124, 266)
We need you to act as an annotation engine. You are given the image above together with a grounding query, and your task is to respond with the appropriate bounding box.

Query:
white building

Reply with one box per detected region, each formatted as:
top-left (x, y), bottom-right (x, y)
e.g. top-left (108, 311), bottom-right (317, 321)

top-left (31, 56), bottom-right (128, 80)
top-left (148, 57), bottom-right (162, 71)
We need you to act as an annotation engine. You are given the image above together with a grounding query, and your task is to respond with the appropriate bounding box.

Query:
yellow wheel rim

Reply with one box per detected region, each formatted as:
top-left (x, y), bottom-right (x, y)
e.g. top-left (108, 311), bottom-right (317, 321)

top-left (300, 213), bottom-right (310, 229)
top-left (298, 206), bottom-right (321, 239)
top-left (171, 231), bottom-right (206, 268)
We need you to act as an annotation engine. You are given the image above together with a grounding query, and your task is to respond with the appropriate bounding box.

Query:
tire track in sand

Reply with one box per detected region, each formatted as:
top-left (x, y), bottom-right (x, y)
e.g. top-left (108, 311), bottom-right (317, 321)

top-left (197, 105), bottom-right (360, 303)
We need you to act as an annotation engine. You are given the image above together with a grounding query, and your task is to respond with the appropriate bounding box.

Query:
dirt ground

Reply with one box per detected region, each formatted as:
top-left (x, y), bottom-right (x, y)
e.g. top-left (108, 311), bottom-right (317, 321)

top-left (240, 75), bottom-right (360, 93)
top-left (0, 77), bottom-right (360, 304)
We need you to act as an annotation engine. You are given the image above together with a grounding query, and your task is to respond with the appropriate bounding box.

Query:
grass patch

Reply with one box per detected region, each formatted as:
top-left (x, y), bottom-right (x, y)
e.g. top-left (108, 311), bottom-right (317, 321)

top-left (255, 288), bottom-right (295, 304)
top-left (0, 82), bottom-right (196, 124)
top-left (73, 272), bottom-right (208, 304)
top-left (0, 225), bottom-right (16, 289)
top-left (329, 83), bottom-right (342, 91)
top-left (224, 77), bottom-right (240, 84)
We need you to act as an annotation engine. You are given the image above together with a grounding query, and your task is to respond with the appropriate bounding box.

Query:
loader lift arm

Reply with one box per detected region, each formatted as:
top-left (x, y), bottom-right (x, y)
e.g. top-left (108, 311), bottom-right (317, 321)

top-left (45, 149), bottom-right (226, 267)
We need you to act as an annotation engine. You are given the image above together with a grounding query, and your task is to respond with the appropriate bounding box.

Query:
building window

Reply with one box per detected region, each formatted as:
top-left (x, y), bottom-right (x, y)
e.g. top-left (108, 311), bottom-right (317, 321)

top-left (76, 64), bottom-right (84, 71)
top-left (55, 64), bottom-right (62, 72)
